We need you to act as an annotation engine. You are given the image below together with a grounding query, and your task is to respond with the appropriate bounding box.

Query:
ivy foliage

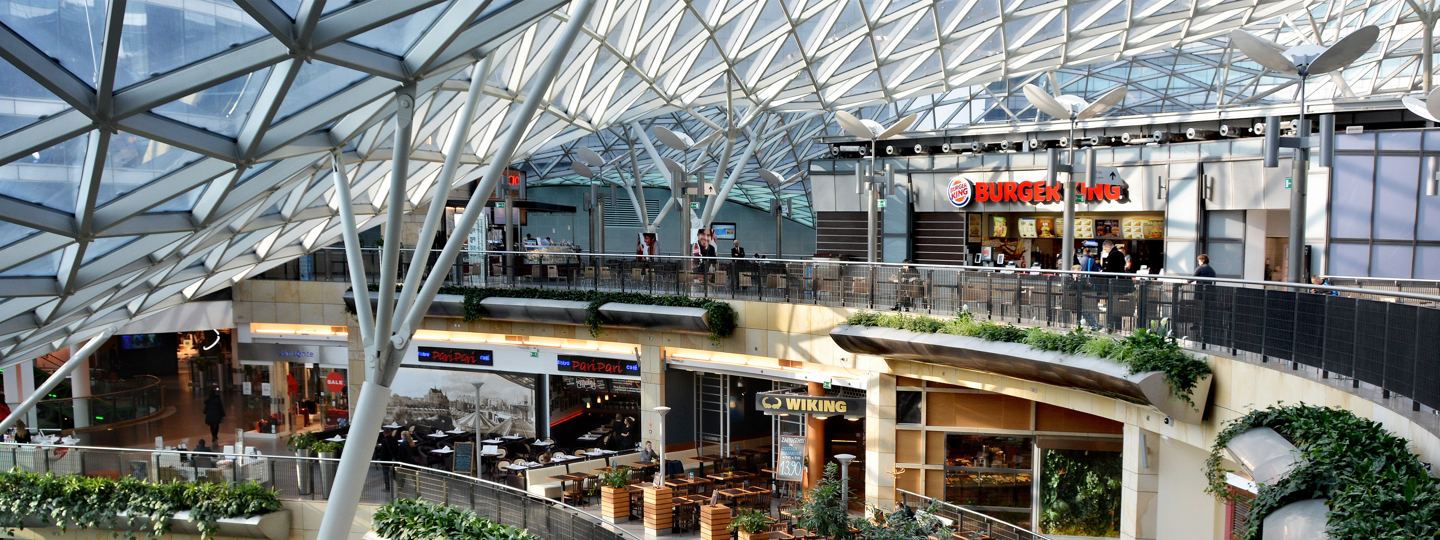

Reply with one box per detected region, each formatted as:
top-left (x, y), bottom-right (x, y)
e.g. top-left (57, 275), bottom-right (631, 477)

top-left (372, 498), bottom-right (539, 540)
top-left (852, 502), bottom-right (956, 540)
top-left (1039, 449), bottom-right (1122, 537)
top-left (0, 468), bottom-right (280, 540)
top-left (358, 285), bottom-right (737, 343)
top-left (1203, 403), bottom-right (1440, 540)
top-left (843, 311), bottom-right (1212, 407)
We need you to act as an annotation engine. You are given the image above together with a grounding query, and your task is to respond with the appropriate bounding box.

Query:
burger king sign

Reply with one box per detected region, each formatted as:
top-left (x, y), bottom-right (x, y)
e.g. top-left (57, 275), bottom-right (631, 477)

top-left (948, 177), bottom-right (974, 207)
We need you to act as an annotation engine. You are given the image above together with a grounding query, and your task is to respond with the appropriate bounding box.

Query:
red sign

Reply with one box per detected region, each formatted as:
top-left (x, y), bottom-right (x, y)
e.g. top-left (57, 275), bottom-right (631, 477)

top-left (973, 180), bottom-right (1124, 204)
top-left (325, 372), bottom-right (345, 393)
top-left (948, 177), bottom-right (974, 207)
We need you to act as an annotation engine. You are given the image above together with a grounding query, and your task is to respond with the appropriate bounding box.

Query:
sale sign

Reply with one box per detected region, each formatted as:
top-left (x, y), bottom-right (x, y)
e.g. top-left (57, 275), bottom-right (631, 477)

top-left (325, 372), bottom-right (345, 393)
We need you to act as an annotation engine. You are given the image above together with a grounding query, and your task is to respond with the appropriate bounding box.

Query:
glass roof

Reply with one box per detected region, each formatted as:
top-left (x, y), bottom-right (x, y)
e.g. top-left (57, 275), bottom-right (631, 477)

top-left (0, 0), bottom-right (1432, 365)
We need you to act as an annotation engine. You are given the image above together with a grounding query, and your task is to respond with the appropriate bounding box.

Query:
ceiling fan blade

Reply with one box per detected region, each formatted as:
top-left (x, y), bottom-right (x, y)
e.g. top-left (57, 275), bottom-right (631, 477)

top-left (878, 113), bottom-right (918, 139)
top-left (1402, 96), bottom-right (1440, 123)
top-left (1306, 25), bottom-right (1379, 76)
top-left (1229, 29), bottom-right (1299, 75)
top-left (833, 110), bottom-right (876, 139)
top-left (1021, 84), bottom-right (1073, 120)
top-left (1076, 86), bottom-right (1128, 121)
top-left (576, 147), bottom-right (603, 167)
top-left (1428, 87), bottom-right (1440, 122)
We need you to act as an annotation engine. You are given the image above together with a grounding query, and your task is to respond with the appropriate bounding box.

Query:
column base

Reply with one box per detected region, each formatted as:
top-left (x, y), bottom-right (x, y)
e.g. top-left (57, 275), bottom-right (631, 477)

top-left (643, 528), bottom-right (671, 537)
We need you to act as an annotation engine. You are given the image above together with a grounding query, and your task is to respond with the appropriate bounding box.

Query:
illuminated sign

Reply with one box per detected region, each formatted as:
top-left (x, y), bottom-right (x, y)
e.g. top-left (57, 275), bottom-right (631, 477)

top-left (557, 355), bottom-right (639, 376)
top-left (950, 178), bottom-right (1126, 206)
top-left (755, 394), bottom-right (865, 416)
top-left (417, 347), bottom-right (494, 366)
top-left (948, 177), bottom-right (974, 207)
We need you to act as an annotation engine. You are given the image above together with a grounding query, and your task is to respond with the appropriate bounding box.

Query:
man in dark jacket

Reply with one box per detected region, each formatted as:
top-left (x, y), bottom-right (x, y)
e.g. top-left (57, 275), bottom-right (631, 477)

top-left (203, 392), bottom-right (225, 444)
top-left (1194, 254), bottom-right (1217, 278)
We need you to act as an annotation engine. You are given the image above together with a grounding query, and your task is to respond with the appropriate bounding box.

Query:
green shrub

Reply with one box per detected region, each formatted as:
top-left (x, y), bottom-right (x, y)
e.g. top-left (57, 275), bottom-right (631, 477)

top-left (843, 313), bottom-right (1211, 407)
top-left (0, 468), bottom-right (280, 540)
top-left (1205, 403), bottom-right (1440, 539)
top-left (372, 498), bottom-right (539, 540)
top-left (1040, 449), bottom-right (1121, 537)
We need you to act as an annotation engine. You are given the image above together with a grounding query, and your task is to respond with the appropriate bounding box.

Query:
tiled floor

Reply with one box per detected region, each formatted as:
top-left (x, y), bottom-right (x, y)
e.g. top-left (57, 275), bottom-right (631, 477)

top-left (81, 364), bottom-right (290, 455)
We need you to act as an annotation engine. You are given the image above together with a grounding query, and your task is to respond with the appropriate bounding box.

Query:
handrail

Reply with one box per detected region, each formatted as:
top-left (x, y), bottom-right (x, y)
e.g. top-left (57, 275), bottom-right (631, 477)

top-left (896, 488), bottom-right (1052, 540)
top-left (37, 375), bottom-right (162, 402)
top-left (0, 442), bottom-right (641, 540)
top-left (292, 247), bottom-right (1440, 304)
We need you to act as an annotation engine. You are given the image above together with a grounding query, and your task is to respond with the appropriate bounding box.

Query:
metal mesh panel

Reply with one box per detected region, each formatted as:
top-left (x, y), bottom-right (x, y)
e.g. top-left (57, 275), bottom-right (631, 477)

top-left (1415, 307), bottom-right (1440, 408)
top-left (1261, 290), bottom-right (1295, 358)
top-left (1322, 297), bottom-right (1358, 378)
top-left (1382, 303), bottom-right (1418, 398)
top-left (1352, 300), bottom-right (1390, 386)
top-left (1232, 288), bottom-right (1267, 354)
top-left (1291, 293), bottom-right (1327, 367)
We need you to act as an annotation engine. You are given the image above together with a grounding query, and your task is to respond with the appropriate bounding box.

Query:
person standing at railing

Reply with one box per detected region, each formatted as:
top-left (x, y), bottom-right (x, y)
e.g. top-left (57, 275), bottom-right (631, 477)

top-left (1194, 254), bottom-right (1217, 278)
top-left (1101, 241), bottom-right (1131, 333)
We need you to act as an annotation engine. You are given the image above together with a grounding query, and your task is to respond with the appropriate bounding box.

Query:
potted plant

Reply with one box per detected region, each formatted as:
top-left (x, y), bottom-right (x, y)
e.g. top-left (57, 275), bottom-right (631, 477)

top-left (598, 467), bottom-right (630, 523)
top-left (288, 433), bottom-right (318, 495)
top-left (727, 509), bottom-right (771, 540)
top-left (313, 440), bottom-right (344, 497)
top-left (795, 463), bottom-right (855, 540)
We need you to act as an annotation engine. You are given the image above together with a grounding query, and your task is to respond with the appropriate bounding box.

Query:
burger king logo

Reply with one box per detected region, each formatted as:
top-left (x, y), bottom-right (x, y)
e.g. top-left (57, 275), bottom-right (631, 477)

top-left (948, 177), bottom-right (974, 207)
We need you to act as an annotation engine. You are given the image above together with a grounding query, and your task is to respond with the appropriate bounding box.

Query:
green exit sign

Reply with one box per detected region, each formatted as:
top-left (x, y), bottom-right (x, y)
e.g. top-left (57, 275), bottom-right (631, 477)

top-left (496, 202), bottom-right (506, 209)
top-left (823, 381), bottom-right (832, 389)
top-left (1285, 178), bottom-right (1292, 189)
top-left (690, 202), bottom-right (700, 209)
top-left (876, 199), bottom-right (887, 208)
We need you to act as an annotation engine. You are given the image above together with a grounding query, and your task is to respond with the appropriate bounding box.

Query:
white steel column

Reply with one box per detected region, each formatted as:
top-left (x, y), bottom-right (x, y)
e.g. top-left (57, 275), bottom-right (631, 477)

top-left (315, 3), bottom-right (596, 540)
top-left (71, 351), bottom-right (91, 430)
top-left (0, 329), bottom-right (113, 434)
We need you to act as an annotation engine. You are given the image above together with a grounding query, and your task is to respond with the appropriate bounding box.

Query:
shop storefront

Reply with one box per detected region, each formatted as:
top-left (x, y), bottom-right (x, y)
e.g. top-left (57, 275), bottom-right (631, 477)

top-left (235, 341), bottom-right (350, 437)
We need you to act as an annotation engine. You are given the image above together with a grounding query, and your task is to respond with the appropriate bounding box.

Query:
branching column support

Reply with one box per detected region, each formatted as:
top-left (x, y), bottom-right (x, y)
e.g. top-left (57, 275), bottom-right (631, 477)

top-left (314, 3), bottom-right (596, 537)
top-left (0, 327), bottom-right (114, 434)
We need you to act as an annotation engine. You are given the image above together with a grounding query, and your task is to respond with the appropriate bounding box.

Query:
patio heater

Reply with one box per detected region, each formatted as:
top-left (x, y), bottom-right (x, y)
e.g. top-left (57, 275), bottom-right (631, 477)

top-left (471, 381), bottom-right (484, 433)
top-left (653, 406), bottom-right (671, 488)
top-left (1230, 25), bottom-right (1378, 282)
top-left (834, 453), bottom-right (856, 508)
top-left (1401, 88), bottom-right (1440, 196)
top-left (655, 127), bottom-right (717, 257)
top-left (760, 169), bottom-right (802, 258)
top-left (572, 147), bottom-right (609, 254)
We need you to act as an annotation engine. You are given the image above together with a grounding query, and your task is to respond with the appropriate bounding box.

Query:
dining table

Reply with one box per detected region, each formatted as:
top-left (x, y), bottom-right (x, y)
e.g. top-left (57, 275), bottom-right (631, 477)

top-left (688, 455), bottom-right (721, 474)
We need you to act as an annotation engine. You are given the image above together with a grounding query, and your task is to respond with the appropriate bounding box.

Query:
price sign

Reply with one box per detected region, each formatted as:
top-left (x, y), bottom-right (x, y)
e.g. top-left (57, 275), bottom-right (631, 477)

top-left (775, 435), bottom-right (805, 481)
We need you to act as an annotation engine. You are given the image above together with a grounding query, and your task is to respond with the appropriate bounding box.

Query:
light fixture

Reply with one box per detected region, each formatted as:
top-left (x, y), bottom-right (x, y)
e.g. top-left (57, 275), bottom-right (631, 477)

top-left (833, 110), bottom-right (917, 263)
top-left (1231, 25), bottom-right (1378, 283)
top-left (1262, 499), bottom-right (1330, 539)
top-left (834, 454), bottom-right (857, 507)
top-left (1021, 82), bottom-right (1127, 268)
top-left (1402, 88), bottom-right (1440, 122)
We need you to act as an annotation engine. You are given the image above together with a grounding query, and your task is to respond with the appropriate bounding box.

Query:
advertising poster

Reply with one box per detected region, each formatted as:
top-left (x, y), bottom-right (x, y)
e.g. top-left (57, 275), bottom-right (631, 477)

top-left (1096, 219), bottom-right (1120, 238)
top-left (1018, 218), bottom-right (1037, 238)
top-left (387, 367), bottom-right (537, 437)
top-left (1074, 218), bottom-right (1095, 239)
top-left (967, 213), bottom-right (983, 242)
top-left (1122, 217), bottom-right (1165, 239)
top-left (990, 215), bottom-right (1008, 238)
top-left (1038, 217), bottom-right (1056, 237)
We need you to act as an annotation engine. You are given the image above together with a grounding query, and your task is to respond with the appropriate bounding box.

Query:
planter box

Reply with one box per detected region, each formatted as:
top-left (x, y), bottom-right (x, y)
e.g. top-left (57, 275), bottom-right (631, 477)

top-left (830, 324), bottom-right (1211, 424)
top-left (698, 504), bottom-right (730, 540)
top-left (597, 303), bottom-right (710, 334)
top-left (641, 485), bottom-right (673, 536)
top-left (601, 486), bottom-right (630, 523)
top-left (344, 292), bottom-right (719, 335)
top-left (739, 531), bottom-right (770, 540)
top-left (22, 510), bottom-right (290, 540)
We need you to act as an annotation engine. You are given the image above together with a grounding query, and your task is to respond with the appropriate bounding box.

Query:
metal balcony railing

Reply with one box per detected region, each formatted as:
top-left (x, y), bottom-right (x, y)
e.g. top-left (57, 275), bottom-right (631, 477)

top-left (258, 248), bottom-right (1440, 421)
top-left (0, 443), bottom-right (637, 540)
top-left (32, 375), bottom-right (163, 432)
top-left (896, 489), bottom-right (1051, 540)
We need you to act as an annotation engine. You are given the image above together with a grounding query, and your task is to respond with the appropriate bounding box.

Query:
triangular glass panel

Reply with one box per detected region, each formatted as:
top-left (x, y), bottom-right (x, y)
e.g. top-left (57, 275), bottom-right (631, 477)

top-left (236, 161), bottom-right (275, 187)
top-left (830, 0), bottom-right (866, 45)
top-left (98, 132), bottom-right (205, 208)
top-left (793, 5), bottom-right (830, 53)
top-left (935, 0), bottom-right (965, 32)
top-left (82, 236), bottom-right (138, 265)
top-left (0, 250), bottom-right (62, 277)
top-left (148, 183), bottom-right (210, 213)
top-left (0, 222), bottom-right (39, 250)
top-left (963, 31), bottom-right (1004, 62)
top-left (0, 133), bottom-right (89, 213)
top-left (903, 51), bottom-right (943, 85)
top-left (0, 57), bottom-right (65, 138)
top-left (871, 18), bottom-right (906, 55)
top-left (114, 1), bottom-right (270, 89)
top-left (761, 35), bottom-right (804, 80)
top-left (744, 1), bottom-right (789, 51)
top-left (272, 62), bottom-right (369, 123)
top-left (955, 0), bottom-right (1002, 33)
top-left (152, 67), bottom-right (273, 138)
top-left (0, 2), bottom-right (104, 87)
top-left (325, 0), bottom-right (358, 15)
top-left (348, 4), bottom-right (447, 56)
top-left (832, 40), bottom-right (876, 79)
top-left (885, 0), bottom-right (925, 17)
top-left (1033, 12), bottom-right (1064, 43)
top-left (898, 11), bottom-right (939, 53)
top-left (271, 0), bottom-right (301, 17)
top-left (711, 11), bottom-right (744, 54)
top-left (848, 71), bottom-right (884, 96)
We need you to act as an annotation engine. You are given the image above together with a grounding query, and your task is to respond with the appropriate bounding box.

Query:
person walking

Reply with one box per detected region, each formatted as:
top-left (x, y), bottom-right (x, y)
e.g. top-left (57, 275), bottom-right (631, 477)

top-left (203, 391), bottom-right (225, 444)
top-left (1194, 254), bottom-right (1217, 278)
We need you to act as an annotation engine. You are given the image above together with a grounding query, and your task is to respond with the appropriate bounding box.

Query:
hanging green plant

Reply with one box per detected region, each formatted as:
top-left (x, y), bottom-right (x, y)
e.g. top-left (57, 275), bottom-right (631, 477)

top-left (372, 498), bottom-right (539, 540)
top-left (1203, 403), bottom-right (1440, 539)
